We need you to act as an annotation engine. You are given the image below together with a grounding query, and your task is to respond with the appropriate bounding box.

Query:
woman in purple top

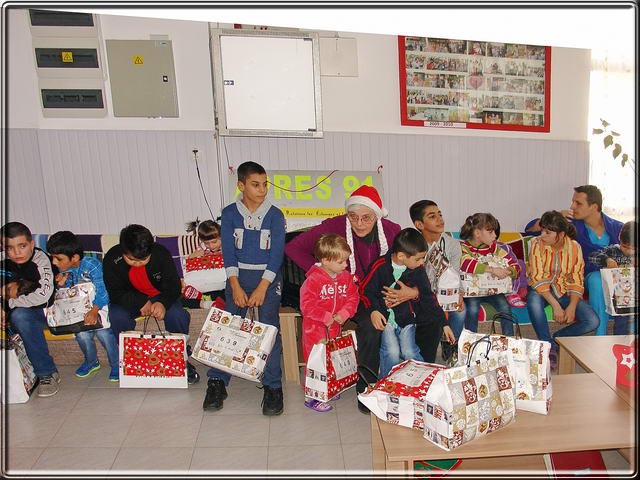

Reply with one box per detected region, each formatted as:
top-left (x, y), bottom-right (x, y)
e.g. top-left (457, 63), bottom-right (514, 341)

top-left (285, 186), bottom-right (445, 414)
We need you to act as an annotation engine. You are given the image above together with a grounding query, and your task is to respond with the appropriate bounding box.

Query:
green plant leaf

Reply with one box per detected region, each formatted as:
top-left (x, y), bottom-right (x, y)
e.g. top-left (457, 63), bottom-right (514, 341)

top-left (601, 119), bottom-right (610, 127)
top-left (612, 144), bottom-right (622, 159)
top-left (603, 135), bottom-right (614, 148)
top-left (592, 128), bottom-right (604, 134)
top-left (622, 153), bottom-right (628, 166)
top-left (611, 131), bottom-right (620, 136)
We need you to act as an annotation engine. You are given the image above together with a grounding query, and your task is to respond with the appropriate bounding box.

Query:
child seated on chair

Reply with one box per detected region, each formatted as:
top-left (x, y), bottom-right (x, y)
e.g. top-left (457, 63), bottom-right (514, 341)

top-left (182, 219), bottom-right (226, 310)
top-left (588, 220), bottom-right (636, 334)
top-left (46, 231), bottom-right (120, 381)
top-left (360, 228), bottom-right (454, 379)
top-left (300, 233), bottom-right (360, 412)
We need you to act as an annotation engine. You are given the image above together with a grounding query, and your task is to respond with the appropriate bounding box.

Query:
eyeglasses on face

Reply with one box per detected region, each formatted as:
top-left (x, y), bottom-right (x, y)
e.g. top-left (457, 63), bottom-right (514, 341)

top-left (347, 213), bottom-right (376, 225)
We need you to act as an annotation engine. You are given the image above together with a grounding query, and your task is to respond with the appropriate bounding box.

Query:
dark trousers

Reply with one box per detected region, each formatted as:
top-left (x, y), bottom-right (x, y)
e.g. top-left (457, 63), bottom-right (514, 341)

top-left (109, 296), bottom-right (191, 341)
top-left (355, 310), bottom-right (442, 393)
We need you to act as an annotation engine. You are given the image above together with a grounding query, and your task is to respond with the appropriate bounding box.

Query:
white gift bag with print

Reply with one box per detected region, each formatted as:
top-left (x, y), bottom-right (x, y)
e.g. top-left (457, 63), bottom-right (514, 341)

top-left (425, 237), bottom-right (461, 311)
top-left (460, 254), bottom-right (512, 297)
top-left (191, 306), bottom-right (277, 382)
top-left (456, 313), bottom-right (552, 415)
top-left (1, 333), bottom-right (38, 403)
top-left (305, 330), bottom-right (358, 401)
top-left (422, 339), bottom-right (517, 451)
top-left (601, 267), bottom-right (636, 316)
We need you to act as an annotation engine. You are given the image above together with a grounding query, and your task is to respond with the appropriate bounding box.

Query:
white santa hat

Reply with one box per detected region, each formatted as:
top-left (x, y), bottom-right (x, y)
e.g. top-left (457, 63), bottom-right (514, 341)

top-left (344, 185), bottom-right (390, 273)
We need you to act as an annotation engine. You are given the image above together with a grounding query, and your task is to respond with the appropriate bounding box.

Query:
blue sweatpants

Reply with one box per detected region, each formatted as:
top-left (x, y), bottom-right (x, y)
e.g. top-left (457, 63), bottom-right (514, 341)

top-left (207, 269), bottom-right (283, 388)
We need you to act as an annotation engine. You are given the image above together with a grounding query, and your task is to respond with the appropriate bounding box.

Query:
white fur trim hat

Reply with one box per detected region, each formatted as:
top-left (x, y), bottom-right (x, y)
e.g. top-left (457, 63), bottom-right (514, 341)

top-left (344, 185), bottom-right (390, 274)
top-left (345, 185), bottom-right (389, 219)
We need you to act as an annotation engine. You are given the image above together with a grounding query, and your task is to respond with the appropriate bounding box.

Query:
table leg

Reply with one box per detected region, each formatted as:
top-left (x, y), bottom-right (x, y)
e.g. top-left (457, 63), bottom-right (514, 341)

top-left (618, 447), bottom-right (635, 471)
top-left (279, 312), bottom-right (300, 383)
top-left (370, 414), bottom-right (386, 472)
top-left (557, 345), bottom-right (576, 375)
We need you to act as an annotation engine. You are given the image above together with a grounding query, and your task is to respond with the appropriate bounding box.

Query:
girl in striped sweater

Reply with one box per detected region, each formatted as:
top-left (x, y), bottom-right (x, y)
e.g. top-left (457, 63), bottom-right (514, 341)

top-left (527, 211), bottom-right (599, 363)
top-left (459, 213), bottom-right (521, 336)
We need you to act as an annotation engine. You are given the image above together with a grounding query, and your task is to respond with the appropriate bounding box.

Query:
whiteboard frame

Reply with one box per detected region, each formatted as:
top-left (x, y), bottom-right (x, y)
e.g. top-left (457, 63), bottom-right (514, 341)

top-left (210, 28), bottom-right (323, 138)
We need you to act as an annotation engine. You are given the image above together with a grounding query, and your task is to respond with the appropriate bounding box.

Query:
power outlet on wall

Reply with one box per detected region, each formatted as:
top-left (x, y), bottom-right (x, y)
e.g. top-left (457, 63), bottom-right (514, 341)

top-left (191, 147), bottom-right (199, 160)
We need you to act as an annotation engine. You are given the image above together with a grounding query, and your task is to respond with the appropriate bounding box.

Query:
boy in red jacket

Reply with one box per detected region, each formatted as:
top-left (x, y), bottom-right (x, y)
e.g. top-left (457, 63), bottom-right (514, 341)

top-left (300, 233), bottom-right (360, 412)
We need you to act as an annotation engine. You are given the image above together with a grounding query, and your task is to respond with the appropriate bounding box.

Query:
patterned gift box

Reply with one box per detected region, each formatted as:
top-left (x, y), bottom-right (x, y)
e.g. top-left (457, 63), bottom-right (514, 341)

top-left (181, 252), bottom-right (226, 293)
top-left (423, 351), bottom-right (517, 451)
top-left (122, 337), bottom-right (187, 377)
top-left (304, 330), bottom-right (358, 401)
top-left (457, 329), bottom-right (552, 414)
top-left (191, 307), bottom-right (277, 382)
top-left (184, 252), bottom-right (225, 272)
top-left (460, 254), bottom-right (513, 297)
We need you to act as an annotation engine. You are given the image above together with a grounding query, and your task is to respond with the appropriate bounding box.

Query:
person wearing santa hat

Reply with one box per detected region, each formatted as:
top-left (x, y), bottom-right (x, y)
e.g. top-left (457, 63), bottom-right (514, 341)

top-left (285, 186), bottom-right (443, 414)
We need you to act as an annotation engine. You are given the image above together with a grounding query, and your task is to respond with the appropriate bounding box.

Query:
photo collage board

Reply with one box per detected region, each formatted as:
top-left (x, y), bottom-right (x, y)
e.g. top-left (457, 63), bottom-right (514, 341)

top-left (399, 36), bottom-right (551, 132)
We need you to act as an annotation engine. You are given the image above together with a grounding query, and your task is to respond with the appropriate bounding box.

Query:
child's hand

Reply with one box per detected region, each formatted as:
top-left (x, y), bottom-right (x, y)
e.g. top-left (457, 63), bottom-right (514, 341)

top-left (84, 307), bottom-right (99, 325)
top-left (188, 249), bottom-right (205, 259)
top-left (55, 273), bottom-right (69, 287)
top-left (442, 325), bottom-right (456, 344)
top-left (551, 303), bottom-right (566, 323)
top-left (370, 311), bottom-right (387, 331)
top-left (231, 284), bottom-right (249, 308)
top-left (1, 282), bottom-right (19, 300)
top-left (247, 284), bottom-right (267, 307)
top-left (563, 304), bottom-right (576, 324)
top-left (605, 258), bottom-right (619, 268)
top-left (333, 313), bottom-right (345, 325)
top-left (488, 266), bottom-right (510, 279)
top-left (456, 293), bottom-right (465, 312)
top-left (149, 302), bottom-right (166, 320)
top-left (140, 300), bottom-right (153, 317)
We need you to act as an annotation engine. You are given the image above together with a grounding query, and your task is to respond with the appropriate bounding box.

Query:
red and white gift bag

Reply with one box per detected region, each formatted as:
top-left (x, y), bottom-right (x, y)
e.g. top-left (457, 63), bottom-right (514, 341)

top-left (119, 332), bottom-right (188, 388)
top-left (181, 251), bottom-right (226, 293)
top-left (358, 360), bottom-right (444, 430)
top-left (304, 330), bottom-right (358, 401)
top-left (612, 342), bottom-right (636, 388)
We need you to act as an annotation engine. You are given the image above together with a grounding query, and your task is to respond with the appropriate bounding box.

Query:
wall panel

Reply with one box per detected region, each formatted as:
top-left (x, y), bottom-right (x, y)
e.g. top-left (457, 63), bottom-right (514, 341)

top-left (7, 129), bottom-right (588, 235)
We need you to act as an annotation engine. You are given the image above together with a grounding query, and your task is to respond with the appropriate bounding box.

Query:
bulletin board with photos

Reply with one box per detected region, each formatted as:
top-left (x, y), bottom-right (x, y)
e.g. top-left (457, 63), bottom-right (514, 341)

top-left (399, 36), bottom-right (551, 132)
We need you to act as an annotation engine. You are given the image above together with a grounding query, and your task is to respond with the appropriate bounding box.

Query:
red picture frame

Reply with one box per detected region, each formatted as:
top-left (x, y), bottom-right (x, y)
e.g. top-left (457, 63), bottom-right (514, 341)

top-left (399, 36), bottom-right (551, 132)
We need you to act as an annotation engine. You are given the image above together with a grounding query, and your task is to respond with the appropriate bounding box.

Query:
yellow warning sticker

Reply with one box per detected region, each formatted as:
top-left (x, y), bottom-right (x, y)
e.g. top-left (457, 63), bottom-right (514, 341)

top-left (133, 55), bottom-right (144, 65)
top-left (61, 51), bottom-right (73, 63)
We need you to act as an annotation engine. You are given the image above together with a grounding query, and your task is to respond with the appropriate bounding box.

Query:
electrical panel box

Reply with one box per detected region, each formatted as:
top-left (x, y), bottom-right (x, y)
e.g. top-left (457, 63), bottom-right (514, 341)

top-left (105, 39), bottom-right (179, 117)
top-left (29, 9), bottom-right (100, 38)
top-left (35, 48), bottom-right (99, 68)
top-left (38, 78), bottom-right (107, 117)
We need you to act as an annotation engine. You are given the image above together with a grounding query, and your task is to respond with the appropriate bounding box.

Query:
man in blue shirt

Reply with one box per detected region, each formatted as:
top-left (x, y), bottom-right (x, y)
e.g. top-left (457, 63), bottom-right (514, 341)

top-left (526, 185), bottom-right (624, 335)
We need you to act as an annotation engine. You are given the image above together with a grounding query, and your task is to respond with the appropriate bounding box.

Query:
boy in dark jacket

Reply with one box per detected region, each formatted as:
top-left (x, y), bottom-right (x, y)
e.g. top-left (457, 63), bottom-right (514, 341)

top-left (103, 224), bottom-right (198, 383)
top-left (358, 228), bottom-right (455, 378)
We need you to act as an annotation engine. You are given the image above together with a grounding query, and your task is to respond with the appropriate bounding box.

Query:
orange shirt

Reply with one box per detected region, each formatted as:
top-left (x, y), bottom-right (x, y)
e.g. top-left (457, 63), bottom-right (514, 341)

top-left (527, 236), bottom-right (584, 297)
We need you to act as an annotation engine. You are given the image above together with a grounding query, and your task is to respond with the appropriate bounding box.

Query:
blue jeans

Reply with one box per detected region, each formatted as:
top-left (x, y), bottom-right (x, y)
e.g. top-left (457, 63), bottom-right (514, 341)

top-left (75, 327), bottom-right (119, 368)
top-left (9, 307), bottom-right (57, 377)
top-left (446, 309), bottom-right (469, 340)
top-left (463, 294), bottom-right (514, 336)
top-left (108, 297), bottom-right (191, 341)
top-left (527, 287), bottom-right (600, 348)
top-left (379, 323), bottom-right (424, 378)
top-left (207, 269), bottom-right (283, 388)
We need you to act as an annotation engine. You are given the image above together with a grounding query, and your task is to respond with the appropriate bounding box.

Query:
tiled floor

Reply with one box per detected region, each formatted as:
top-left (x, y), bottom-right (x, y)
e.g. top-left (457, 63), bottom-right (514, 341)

top-left (2, 352), bottom-right (632, 475)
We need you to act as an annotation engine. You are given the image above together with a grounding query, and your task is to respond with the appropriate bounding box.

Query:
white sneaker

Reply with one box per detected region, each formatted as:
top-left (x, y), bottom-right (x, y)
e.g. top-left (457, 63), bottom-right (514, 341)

top-left (37, 371), bottom-right (61, 397)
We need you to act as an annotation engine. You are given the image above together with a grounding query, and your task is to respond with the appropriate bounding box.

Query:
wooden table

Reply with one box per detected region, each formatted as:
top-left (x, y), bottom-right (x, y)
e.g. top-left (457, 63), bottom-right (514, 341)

top-left (556, 335), bottom-right (637, 467)
top-left (370, 373), bottom-right (634, 474)
top-left (557, 335), bottom-right (636, 408)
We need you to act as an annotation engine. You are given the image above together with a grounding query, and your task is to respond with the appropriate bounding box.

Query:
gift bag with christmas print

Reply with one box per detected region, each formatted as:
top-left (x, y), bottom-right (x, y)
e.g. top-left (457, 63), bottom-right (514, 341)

top-left (181, 251), bottom-right (226, 293)
top-left (460, 254), bottom-right (513, 297)
top-left (46, 281), bottom-right (106, 335)
top-left (425, 237), bottom-right (461, 312)
top-left (357, 359), bottom-right (446, 430)
top-left (1, 332), bottom-right (38, 403)
top-left (456, 313), bottom-right (552, 415)
top-left (612, 342), bottom-right (636, 388)
top-left (119, 317), bottom-right (188, 389)
top-left (305, 329), bottom-right (358, 401)
top-left (422, 337), bottom-right (517, 451)
top-left (191, 306), bottom-right (277, 382)
top-left (601, 267), bottom-right (636, 316)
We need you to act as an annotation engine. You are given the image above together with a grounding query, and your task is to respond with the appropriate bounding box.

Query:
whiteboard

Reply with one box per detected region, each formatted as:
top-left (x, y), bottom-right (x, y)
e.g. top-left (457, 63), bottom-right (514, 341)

top-left (210, 29), bottom-right (323, 138)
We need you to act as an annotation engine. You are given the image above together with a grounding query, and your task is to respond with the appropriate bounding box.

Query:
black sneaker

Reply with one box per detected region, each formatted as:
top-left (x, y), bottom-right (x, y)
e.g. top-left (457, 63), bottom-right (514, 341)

top-left (357, 399), bottom-right (370, 415)
top-left (187, 362), bottom-right (200, 384)
top-left (203, 379), bottom-right (227, 411)
top-left (261, 385), bottom-right (284, 416)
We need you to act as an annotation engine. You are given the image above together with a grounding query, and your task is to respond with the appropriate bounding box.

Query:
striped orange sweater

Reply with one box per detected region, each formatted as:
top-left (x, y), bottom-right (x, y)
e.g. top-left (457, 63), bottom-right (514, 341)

top-left (527, 236), bottom-right (584, 297)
